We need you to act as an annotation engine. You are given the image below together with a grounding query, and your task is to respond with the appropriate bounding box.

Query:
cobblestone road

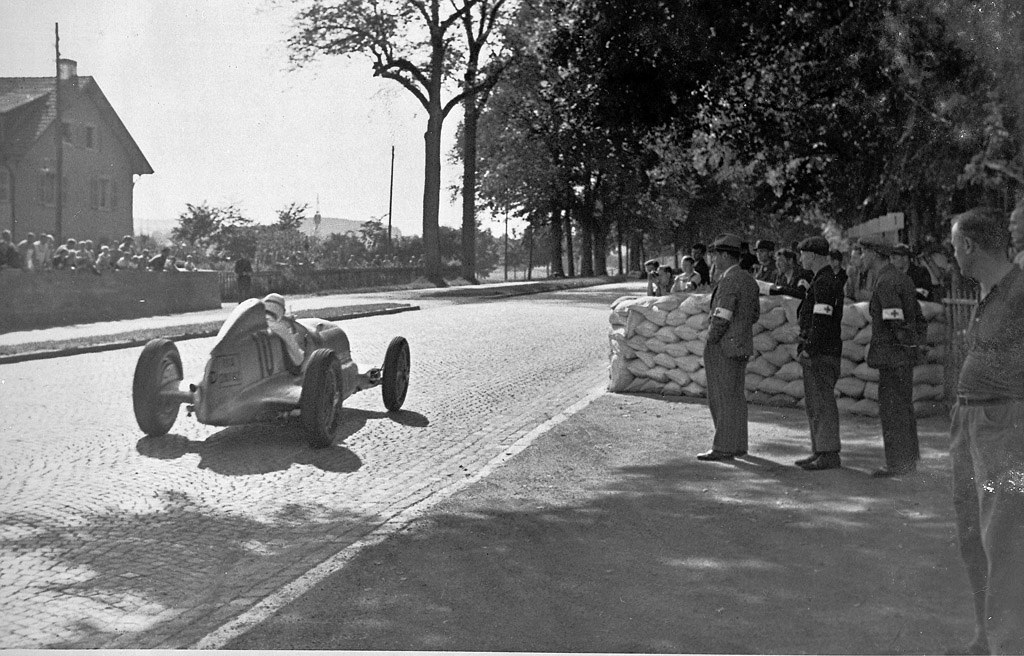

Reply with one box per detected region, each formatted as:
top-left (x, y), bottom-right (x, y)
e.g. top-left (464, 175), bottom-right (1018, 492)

top-left (0, 285), bottom-right (630, 648)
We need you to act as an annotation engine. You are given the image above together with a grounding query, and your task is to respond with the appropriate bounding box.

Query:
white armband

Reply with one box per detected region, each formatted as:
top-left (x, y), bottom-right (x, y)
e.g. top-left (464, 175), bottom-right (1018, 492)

top-left (812, 303), bottom-right (834, 316)
top-left (712, 307), bottom-right (734, 321)
top-left (881, 308), bottom-right (904, 321)
top-left (798, 279), bottom-right (810, 290)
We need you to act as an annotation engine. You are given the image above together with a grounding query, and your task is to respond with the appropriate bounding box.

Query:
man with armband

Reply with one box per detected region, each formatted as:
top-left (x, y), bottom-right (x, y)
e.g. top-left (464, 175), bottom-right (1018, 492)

top-left (859, 235), bottom-right (926, 477)
top-left (696, 234), bottom-right (760, 462)
top-left (793, 237), bottom-right (845, 471)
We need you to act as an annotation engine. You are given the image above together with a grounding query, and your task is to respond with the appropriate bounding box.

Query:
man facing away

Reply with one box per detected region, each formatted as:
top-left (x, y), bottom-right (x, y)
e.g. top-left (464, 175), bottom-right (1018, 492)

top-left (859, 235), bottom-right (926, 478)
top-left (794, 236), bottom-right (845, 471)
top-left (947, 206), bottom-right (1024, 655)
top-left (696, 233), bottom-right (760, 461)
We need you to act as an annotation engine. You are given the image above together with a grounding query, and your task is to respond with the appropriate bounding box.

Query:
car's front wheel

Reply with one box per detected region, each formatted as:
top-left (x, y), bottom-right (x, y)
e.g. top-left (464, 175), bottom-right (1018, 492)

top-left (382, 336), bottom-right (410, 412)
top-left (300, 348), bottom-right (342, 448)
top-left (133, 338), bottom-right (183, 437)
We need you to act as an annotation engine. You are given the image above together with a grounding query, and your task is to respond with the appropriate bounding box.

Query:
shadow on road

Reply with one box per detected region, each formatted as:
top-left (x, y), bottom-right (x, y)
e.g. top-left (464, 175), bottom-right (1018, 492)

top-left (224, 395), bottom-right (973, 655)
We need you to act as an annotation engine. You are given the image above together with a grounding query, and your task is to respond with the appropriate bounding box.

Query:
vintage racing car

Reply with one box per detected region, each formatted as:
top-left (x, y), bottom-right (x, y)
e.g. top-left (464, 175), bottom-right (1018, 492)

top-left (132, 297), bottom-right (411, 448)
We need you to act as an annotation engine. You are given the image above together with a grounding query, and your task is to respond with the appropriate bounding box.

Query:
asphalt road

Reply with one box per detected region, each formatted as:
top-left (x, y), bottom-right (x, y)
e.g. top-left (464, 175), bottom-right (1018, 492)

top-left (0, 283), bottom-right (631, 649)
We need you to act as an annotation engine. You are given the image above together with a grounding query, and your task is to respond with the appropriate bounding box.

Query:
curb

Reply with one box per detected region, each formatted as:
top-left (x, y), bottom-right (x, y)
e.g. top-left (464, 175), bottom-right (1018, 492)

top-left (0, 304), bottom-right (419, 365)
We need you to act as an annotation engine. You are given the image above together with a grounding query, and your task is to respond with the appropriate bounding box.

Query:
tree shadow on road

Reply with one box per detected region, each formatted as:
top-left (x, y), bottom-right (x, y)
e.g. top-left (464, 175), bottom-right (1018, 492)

top-left (225, 395), bottom-right (973, 655)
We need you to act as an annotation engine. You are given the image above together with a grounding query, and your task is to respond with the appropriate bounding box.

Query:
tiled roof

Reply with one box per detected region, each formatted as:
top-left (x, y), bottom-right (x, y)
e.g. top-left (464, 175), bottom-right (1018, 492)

top-left (0, 76), bottom-right (152, 174)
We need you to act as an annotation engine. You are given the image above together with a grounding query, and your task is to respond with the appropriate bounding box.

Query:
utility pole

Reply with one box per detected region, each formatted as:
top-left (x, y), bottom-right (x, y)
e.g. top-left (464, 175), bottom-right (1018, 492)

top-left (387, 145), bottom-right (394, 255)
top-left (503, 202), bottom-right (509, 281)
top-left (54, 23), bottom-right (63, 242)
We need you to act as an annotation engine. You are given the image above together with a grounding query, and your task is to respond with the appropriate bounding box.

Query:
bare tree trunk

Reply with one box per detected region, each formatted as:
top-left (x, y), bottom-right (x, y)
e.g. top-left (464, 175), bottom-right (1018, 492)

top-left (422, 95), bottom-right (443, 284)
top-left (564, 206), bottom-right (575, 278)
top-left (460, 97), bottom-right (479, 282)
top-left (549, 207), bottom-right (565, 278)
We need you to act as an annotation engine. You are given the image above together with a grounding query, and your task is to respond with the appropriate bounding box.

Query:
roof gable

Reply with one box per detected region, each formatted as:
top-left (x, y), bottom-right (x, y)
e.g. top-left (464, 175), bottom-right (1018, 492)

top-left (0, 76), bottom-right (152, 175)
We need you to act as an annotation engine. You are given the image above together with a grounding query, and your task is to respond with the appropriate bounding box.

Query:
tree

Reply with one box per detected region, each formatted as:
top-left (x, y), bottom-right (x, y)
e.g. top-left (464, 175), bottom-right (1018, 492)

top-left (276, 202), bottom-right (309, 231)
top-left (288, 0), bottom-right (515, 284)
top-left (171, 202), bottom-right (252, 252)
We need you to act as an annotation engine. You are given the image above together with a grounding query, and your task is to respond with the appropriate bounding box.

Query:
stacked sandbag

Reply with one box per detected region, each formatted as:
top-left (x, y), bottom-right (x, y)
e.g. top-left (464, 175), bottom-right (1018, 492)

top-left (609, 292), bottom-right (948, 417)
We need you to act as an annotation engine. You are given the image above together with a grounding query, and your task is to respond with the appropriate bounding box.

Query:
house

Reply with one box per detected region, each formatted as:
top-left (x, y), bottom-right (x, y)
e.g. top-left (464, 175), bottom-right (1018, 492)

top-left (0, 59), bottom-right (152, 243)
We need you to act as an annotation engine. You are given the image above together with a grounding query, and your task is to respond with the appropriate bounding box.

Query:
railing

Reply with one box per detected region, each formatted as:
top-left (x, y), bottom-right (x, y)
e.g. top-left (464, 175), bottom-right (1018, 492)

top-left (218, 265), bottom-right (464, 301)
top-left (941, 272), bottom-right (979, 404)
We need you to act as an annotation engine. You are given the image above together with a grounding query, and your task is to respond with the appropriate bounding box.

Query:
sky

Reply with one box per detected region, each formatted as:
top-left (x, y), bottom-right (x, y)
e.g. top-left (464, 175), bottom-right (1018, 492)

top-left (0, 0), bottom-right (471, 238)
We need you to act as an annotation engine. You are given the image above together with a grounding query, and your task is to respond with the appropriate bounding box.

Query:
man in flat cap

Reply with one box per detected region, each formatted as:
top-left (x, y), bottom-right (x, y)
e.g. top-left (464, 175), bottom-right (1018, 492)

top-left (794, 236), bottom-right (845, 470)
top-left (860, 235), bottom-right (926, 477)
top-left (753, 239), bottom-right (777, 282)
top-left (697, 233), bottom-right (760, 461)
top-left (891, 243), bottom-right (936, 301)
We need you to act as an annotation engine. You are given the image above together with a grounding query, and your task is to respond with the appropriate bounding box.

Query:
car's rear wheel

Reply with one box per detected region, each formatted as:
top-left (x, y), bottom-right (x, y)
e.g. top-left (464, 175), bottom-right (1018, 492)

top-left (133, 338), bottom-right (183, 437)
top-left (382, 336), bottom-right (410, 412)
top-left (301, 348), bottom-right (342, 448)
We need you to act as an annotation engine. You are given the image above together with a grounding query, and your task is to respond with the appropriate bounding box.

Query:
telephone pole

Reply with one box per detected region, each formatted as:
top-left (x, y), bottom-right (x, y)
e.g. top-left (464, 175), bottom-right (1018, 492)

top-left (54, 23), bottom-right (64, 242)
top-left (387, 145), bottom-right (394, 254)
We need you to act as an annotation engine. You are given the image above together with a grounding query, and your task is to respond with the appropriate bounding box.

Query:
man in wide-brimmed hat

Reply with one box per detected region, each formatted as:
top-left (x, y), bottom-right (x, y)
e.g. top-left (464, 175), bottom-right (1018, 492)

top-left (697, 233), bottom-right (760, 462)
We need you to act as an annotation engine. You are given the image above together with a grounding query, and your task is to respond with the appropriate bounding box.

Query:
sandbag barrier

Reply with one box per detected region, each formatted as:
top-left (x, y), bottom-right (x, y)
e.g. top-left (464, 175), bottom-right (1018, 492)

top-left (608, 292), bottom-right (947, 418)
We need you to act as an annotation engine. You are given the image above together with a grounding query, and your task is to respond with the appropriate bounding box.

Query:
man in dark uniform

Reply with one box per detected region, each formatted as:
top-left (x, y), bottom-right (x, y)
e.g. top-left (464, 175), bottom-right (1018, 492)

top-left (753, 239), bottom-right (777, 281)
top-left (769, 248), bottom-right (813, 299)
top-left (697, 233), bottom-right (761, 461)
top-left (891, 243), bottom-right (936, 301)
top-left (793, 236), bottom-right (845, 470)
top-left (860, 235), bottom-right (926, 477)
top-left (947, 207), bottom-right (1024, 655)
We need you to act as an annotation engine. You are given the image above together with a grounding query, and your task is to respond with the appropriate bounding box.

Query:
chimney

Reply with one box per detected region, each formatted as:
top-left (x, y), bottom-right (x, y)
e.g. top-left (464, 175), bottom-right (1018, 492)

top-left (58, 58), bottom-right (77, 81)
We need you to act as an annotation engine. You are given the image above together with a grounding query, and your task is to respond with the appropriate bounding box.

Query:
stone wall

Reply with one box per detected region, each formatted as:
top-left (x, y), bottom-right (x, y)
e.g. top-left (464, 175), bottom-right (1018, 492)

top-left (1, 269), bottom-right (221, 333)
top-left (608, 292), bottom-right (947, 417)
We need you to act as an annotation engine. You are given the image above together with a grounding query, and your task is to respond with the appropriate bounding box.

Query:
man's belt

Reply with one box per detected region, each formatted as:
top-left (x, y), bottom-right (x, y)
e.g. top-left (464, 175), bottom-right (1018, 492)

top-left (955, 396), bottom-right (1024, 407)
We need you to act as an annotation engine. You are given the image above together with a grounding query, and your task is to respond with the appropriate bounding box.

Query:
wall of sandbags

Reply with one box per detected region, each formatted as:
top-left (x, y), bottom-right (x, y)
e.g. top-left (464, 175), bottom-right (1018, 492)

top-left (608, 292), bottom-right (948, 417)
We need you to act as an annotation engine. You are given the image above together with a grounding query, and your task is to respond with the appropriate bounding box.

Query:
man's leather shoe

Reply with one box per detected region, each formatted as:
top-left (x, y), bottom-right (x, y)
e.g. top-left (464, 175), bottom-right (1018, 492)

top-left (871, 463), bottom-right (916, 478)
top-left (696, 450), bottom-right (735, 461)
top-left (794, 453), bottom-right (819, 466)
top-left (800, 452), bottom-right (841, 471)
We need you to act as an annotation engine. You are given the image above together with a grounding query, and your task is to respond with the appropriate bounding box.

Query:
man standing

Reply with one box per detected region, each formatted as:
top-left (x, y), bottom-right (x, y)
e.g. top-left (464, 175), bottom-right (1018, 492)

top-left (753, 239), bottom-right (777, 281)
top-left (770, 248), bottom-right (813, 299)
top-left (691, 243), bottom-right (710, 286)
top-left (891, 243), bottom-right (935, 301)
top-left (235, 255), bottom-right (254, 299)
top-left (794, 236), bottom-right (845, 471)
top-left (697, 233), bottom-right (760, 461)
top-left (948, 206), bottom-right (1024, 655)
top-left (860, 235), bottom-right (926, 477)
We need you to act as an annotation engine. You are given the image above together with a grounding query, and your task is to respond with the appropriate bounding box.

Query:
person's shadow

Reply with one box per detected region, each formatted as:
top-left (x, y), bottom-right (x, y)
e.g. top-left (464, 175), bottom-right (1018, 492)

top-left (136, 409), bottom-right (429, 476)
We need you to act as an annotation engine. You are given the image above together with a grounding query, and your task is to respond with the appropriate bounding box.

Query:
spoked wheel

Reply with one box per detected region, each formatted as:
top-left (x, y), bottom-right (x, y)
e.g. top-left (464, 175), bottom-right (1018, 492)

top-left (381, 336), bottom-right (410, 412)
top-left (301, 348), bottom-right (342, 449)
top-left (133, 338), bottom-right (184, 437)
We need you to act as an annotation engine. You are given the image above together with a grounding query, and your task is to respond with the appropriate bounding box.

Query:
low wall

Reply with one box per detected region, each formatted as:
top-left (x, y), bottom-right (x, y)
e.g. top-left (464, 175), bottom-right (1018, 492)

top-left (608, 292), bottom-right (947, 417)
top-left (0, 269), bottom-right (221, 333)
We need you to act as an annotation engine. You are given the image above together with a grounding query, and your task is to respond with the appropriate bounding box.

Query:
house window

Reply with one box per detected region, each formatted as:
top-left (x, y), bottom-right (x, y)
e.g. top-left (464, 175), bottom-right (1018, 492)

top-left (61, 121), bottom-right (73, 145)
top-left (0, 167), bottom-right (10, 202)
top-left (85, 125), bottom-right (96, 150)
top-left (90, 177), bottom-right (116, 211)
top-left (38, 170), bottom-right (56, 205)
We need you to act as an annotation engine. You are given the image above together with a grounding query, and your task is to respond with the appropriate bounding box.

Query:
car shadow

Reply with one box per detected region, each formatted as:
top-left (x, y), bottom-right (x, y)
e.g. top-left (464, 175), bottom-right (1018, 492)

top-left (135, 423), bottom-right (363, 476)
top-left (334, 407), bottom-right (430, 441)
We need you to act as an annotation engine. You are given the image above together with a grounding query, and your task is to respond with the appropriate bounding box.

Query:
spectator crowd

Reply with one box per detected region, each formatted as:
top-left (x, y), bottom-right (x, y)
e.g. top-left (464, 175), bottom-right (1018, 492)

top-left (0, 231), bottom-right (199, 274)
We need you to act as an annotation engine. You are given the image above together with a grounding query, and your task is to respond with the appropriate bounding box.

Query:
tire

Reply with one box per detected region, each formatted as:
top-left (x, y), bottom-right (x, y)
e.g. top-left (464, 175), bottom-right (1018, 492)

top-left (382, 336), bottom-right (410, 412)
top-left (300, 348), bottom-right (342, 448)
top-left (133, 338), bottom-right (183, 437)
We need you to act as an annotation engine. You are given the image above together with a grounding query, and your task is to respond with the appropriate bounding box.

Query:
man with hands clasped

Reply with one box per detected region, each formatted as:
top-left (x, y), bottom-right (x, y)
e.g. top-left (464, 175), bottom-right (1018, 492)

top-left (793, 237), bottom-right (846, 471)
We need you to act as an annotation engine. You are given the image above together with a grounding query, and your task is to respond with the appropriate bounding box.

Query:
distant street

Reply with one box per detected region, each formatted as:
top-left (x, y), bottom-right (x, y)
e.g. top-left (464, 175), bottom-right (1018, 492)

top-left (0, 285), bottom-right (625, 649)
